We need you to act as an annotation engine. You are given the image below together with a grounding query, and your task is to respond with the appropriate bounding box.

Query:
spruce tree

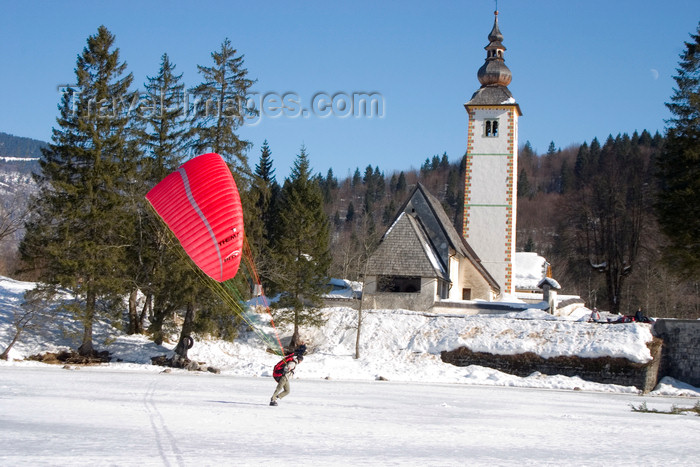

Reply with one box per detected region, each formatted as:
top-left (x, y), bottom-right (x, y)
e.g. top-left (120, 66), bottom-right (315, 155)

top-left (346, 202), bottom-right (355, 223)
top-left (20, 26), bottom-right (137, 356)
top-left (141, 53), bottom-right (190, 181)
top-left (560, 159), bottom-right (574, 194)
top-left (656, 23), bottom-right (700, 276)
top-left (517, 168), bottom-right (531, 198)
top-left (440, 152), bottom-right (450, 169)
top-left (273, 146), bottom-right (331, 347)
top-left (134, 53), bottom-right (202, 347)
top-left (521, 141), bottom-right (535, 161)
top-left (190, 38), bottom-right (255, 177)
top-left (395, 171), bottom-right (407, 193)
top-left (374, 166), bottom-right (385, 199)
top-left (248, 140), bottom-right (280, 290)
top-left (574, 142), bottom-right (590, 181)
top-left (352, 168), bottom-right (362, 187)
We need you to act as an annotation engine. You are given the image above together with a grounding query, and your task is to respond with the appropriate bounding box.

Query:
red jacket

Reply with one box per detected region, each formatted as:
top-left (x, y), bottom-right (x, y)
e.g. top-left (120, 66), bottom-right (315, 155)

top-left (273, 354), bottom-right (297, 382)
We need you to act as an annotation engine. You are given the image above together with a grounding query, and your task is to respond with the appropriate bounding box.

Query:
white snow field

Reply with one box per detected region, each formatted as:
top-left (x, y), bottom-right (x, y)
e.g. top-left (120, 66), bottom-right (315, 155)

top-left (2, 364), bottom-right (700, 466)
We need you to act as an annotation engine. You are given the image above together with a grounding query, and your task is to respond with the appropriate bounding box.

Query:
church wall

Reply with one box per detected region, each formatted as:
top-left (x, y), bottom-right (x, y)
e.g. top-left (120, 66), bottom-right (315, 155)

top-left (361, 275), bottom-right (438, 311)
top-left (458, 259), bottom-right (493, 301)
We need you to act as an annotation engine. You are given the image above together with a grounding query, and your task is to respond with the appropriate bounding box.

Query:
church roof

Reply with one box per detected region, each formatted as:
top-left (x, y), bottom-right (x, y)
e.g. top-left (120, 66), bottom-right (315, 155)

top-left (365, 212), bottom-right (448, 279)
top-left (368, 183), bottom-right (499, 291)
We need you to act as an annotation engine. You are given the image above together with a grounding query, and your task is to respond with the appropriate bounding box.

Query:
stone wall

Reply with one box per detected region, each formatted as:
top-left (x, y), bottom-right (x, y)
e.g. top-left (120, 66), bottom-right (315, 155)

top-left (441, 338), bottom-right (663, 393)
top-left (322, 297), bottom-right (360, 310)
top-left (654, 319), bottom-right (700, 387)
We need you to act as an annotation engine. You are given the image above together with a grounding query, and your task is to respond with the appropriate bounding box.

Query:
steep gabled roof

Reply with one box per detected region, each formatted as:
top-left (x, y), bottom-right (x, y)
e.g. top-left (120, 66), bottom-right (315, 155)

top-left (365, 212), bottom-right (448, 279)
top-left (383, 183), bottom-right (500, 291)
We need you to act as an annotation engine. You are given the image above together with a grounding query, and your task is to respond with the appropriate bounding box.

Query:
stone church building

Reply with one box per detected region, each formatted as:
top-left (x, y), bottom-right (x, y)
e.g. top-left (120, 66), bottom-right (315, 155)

top-left (362, 11), bottom-right (524, 312)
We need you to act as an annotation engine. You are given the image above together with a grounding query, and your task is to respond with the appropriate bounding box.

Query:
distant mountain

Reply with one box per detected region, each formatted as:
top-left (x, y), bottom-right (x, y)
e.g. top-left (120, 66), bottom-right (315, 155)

top-left (0, 132), bottom-right (46, 159)
top-left (0, 133), bottom-right (42, 250)
top-left (0, 132), bottom-right (43, 192)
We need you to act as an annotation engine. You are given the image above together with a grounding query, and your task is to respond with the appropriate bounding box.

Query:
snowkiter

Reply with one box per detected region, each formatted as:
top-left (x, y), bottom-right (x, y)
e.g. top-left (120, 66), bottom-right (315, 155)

top-left (270, 345), bottom-right (306, 406)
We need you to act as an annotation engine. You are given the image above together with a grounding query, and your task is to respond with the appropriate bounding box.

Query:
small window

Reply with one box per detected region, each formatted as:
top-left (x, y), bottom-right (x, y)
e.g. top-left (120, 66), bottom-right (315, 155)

top-left (485, 119), bottom-right (499, 137)
top-left (462, 288), bottom-right (472, 300)
top-left (377, 275), bottom-right (421, 293)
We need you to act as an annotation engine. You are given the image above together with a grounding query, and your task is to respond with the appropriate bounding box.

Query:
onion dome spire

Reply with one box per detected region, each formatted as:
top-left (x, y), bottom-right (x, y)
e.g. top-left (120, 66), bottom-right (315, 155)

top-left (477, 10), bottom-right (512, 87)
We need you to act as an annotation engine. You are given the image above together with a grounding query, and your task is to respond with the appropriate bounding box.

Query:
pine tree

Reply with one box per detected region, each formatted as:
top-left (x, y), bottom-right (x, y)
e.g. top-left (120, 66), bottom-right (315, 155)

top-left (127, 53), bottom-right (192, 336)
top-left (431, 155), bottom-right (440, 171)
top-left (638, 129), bottom-right (653, 147)
top-left (273, 146), bottom-right (331, 347)
top-left (420, 157), bottom-right (431, 174)
top-left (574, 142), bottom-right (590, 181)
top-left (141, 53), bottom-right (190, 180)
top-left (321, 168), bottom-right (337, 203)
top-left (517, 168), bottom-right (531, 198)
top-left (134, 53), bottom-right (205, 348)
top-left (20, 26), bottom-right (137, 356)
top-left (190, 38), bottom-right (255, 177)
top-left (589, 137), bottom-right (602, 168)
top-left (656, 23), bottom-right (700, 276)
top-left (439, 152), bottom-right (450, 169)
top-left (560, 159), bottom-right (574, 194)
top-left (374, 166), bottom-right (385, 198)
top-left (363, 165), bottom-right (376, 211)
top-left (395, 171), bottom-right (407, 193)
top-left (248, 140), bottom-right (280, 289)
top-left (346, 202), bottom-right (355, 223)
top-left (255, 140), bottom-right (279, 237)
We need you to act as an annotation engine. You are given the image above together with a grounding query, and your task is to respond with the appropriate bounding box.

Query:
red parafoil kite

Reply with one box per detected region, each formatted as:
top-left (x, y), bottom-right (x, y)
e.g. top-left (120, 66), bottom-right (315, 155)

top-left (146, 153), bottom-right (244, 282)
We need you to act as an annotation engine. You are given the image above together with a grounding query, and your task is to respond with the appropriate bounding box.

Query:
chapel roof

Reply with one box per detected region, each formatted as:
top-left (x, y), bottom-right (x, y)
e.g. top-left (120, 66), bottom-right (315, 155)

top-left (368, 183), bottom-right (499, 291)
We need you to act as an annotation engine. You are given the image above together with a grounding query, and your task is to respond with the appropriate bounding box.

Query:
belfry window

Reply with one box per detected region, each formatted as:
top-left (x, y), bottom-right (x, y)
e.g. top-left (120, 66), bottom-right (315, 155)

top-left (485, 119), bottom-right (499, 137)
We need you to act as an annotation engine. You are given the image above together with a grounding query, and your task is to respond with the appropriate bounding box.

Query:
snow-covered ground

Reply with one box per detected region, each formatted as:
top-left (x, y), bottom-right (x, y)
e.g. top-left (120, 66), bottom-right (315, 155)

top-left (3, 364), bottom-right (700, 466)
top-left (2, 276), bottom-right (700, 465)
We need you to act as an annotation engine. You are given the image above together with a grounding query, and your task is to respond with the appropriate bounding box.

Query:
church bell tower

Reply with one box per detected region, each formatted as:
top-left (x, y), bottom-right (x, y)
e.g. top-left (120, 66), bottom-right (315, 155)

top-left (462, 10), bottom-right (521, 296)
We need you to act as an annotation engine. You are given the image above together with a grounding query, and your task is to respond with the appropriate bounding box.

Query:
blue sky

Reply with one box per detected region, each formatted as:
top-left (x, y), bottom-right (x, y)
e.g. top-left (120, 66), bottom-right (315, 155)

top-left (1, 1), bottom-right (698, 179)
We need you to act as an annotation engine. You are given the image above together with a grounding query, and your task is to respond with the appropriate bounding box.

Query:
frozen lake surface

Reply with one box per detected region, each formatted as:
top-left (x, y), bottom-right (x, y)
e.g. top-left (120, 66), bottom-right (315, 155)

top-left (2, 364), bottom-right (699, 466)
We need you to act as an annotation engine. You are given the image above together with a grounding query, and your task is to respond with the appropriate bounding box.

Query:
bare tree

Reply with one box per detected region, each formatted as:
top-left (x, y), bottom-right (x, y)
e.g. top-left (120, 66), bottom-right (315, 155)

top-left (353, 213), bottom-right (382, 359)
top-left (0, 191), bottom-right (30, 244)
top-left (565, 136), bottom-right (651, 313)
top-left (1, 286), bottom-right (54, 360)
